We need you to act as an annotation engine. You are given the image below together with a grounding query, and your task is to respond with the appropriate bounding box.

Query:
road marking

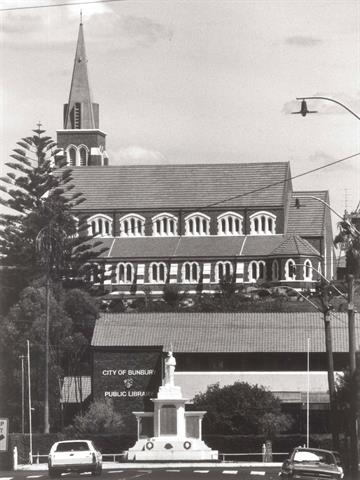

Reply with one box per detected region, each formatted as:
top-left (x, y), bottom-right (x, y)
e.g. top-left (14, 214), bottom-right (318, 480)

top-left (222, 471), bottom-right (238, 475)
top-left (166, 470), bottom-right (180, 472)
top-left (251, 472), bottom-right (266, 476)
top-left (27, 476), bottom-right (43, 478)
top-left (194, 470), bottom-right (209, 473)
top-left (0, 477), bottom-right (13, 480)
top-left (108, 471), bottom-right (124, 473)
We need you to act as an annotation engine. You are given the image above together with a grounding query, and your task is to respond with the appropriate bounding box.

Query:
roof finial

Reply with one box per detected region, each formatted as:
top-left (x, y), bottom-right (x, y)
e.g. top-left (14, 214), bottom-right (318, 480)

top-left (80, 9), bottom-right (83, 25)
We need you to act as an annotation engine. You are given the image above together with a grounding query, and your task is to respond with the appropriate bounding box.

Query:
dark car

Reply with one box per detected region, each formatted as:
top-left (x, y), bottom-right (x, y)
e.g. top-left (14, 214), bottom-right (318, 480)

top-left (280, 447), bottom-right (342, 480)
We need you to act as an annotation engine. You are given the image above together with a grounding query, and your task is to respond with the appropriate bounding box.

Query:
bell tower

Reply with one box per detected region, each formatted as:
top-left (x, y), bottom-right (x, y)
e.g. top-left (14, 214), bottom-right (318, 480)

top-left (56, 20), bottom-right (109, 166)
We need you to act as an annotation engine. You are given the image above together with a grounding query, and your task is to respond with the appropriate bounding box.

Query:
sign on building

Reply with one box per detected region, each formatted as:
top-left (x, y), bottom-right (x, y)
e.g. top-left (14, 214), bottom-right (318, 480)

top-left (0, 418), bottom-right (9, 451)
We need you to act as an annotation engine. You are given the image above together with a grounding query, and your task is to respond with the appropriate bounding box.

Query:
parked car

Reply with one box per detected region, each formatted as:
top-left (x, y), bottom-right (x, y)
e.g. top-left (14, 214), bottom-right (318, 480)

top-left (48, 440), bottom-right (102, 477)
top-left (280, 447), bottom-right (342, 480)
top-left (331, 451), bottom-right (344, 479)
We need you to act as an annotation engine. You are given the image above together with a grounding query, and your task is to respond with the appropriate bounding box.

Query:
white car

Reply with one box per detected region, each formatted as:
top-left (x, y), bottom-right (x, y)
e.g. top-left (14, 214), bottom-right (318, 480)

top-left (48, 440), bottom-right (102, 477)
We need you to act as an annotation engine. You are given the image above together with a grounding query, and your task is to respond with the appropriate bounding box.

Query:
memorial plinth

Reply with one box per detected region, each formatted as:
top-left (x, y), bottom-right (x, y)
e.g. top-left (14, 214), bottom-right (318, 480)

top-left (127, 351), bottom-right (218, 461)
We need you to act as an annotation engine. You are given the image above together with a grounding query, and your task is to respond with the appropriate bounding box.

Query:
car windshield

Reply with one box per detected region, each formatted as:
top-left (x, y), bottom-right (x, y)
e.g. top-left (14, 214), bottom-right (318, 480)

top-left (293, 450), bottom-right (334, 465)
top-left (55, 442), bottom-right (90, 452)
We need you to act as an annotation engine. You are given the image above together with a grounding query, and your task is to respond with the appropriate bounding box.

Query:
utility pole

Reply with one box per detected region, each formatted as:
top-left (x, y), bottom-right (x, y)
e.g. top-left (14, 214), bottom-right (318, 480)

top-left (19, 355), bottom-right (25, 434)
top-left (27, 340), bottom-right (33, 464)
top-left (348, 274), bottom-right (359, 478)
top-left (44, 276), bottom-right (50, 434)
top-left (323, 309), bottom-right (339, 451)
top-left (19, 355), bottom-right (25, 433)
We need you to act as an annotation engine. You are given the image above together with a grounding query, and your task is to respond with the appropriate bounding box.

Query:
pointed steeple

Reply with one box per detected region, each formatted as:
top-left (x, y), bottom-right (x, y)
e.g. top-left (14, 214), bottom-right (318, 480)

top-left (63, 20), bottom-right (98, 129)
top-left (57, 20), bottom-right (109, 167)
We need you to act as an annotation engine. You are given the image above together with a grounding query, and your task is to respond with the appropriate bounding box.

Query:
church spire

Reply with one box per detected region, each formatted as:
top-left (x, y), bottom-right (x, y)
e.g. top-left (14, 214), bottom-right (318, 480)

top-left (56, 21), bottom-right (108, 167)
top-left (63, 20), bottom-right (97, 129)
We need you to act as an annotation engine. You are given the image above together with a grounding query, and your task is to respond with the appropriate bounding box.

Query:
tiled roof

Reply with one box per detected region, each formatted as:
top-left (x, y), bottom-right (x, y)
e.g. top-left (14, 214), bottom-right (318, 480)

top-left (287, 191), bottom-right (328, 236)
top-left (67, 162), bottom-right (290, 210)
top-left (60, 376), bottom-right (91, 404)
top-left (270, 235), bottom-right (320, 256)
top-left (92, 312), bottom-right (359, 353)
top-left (91, 235), bottom-right (319, 260)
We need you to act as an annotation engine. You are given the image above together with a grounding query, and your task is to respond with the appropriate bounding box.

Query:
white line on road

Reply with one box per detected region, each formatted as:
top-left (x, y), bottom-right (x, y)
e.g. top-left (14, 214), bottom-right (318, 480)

top-left (251, 472), bottom-right (266, 476)
top-left (166, 470), bottom-right (180, 472)
top-left (26, 476), bottom-right (43, 478)
top-left (108, 471), bottom-right (124, 474)
top-left (193, 470), bottom-right (209, 473)
top-left (222, 471), bottom-right (238, 475)
top-left (0, 477), bottom-right (14, 480)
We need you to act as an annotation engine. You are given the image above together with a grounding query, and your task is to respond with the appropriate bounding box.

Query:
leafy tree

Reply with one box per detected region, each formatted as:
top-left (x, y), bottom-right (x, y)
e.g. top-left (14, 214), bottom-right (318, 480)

top-left (334, 218), bottom-right (360, 278)
top-left (192, 382), bottom-right (292, 437)
top-left (0, 284), bottom-right (99, 432)
top-left (65, 399), bottom-right (124, 435)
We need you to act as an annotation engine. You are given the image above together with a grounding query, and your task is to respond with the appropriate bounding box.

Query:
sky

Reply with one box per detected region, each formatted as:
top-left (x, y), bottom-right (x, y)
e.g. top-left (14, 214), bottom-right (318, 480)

top-left (0, 0), bottom-right (359, 228)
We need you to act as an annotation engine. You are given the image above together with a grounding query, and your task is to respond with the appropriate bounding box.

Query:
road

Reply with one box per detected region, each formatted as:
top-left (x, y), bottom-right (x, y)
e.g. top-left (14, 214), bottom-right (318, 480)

top-left (0, 467), bottom-right (281, 480)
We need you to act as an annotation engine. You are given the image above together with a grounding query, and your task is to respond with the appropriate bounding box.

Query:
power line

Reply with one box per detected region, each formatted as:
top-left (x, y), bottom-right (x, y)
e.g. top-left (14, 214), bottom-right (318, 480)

top-left (0, 0), bottom-right (126, 13)
top-left (204, 151), bottom-right (360, 209)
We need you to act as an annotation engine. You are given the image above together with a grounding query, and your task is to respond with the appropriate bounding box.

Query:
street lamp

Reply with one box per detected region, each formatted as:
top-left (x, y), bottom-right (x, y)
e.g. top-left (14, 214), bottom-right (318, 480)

top-left (294, 96), bottom-right (360, 121)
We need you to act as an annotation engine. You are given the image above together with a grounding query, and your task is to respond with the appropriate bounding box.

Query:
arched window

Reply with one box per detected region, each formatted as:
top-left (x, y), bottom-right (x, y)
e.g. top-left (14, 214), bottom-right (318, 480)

top-left (248, 260), bottom-right (266, 283)
top-left (182, 262), bottom-right (200, 283)
top-left (285, 259), bottom-right (296, 281)
top-left (215, 261), bottom-right (233, 282)
top-left (149, 262), bottom-right (167, 283)
top-left (67, 145), bottom-right (77, 166)
top-left (250, 211), bottom-right (276, 235)
top-left (117, 262), bottom-right (135, 284)
top-left (119, 214), bottom-right (145, 237)
top-left (152, 213), bottom-right (178, 236)
top-left (69, 216), bottom-right (79, 238)
top-left (271, 260), bottom-right (279, 281)
top-left (78, 145), bottom-right (88, 166)
top-left (87, 214), bottom-right (113, 237)
top-left (185, 213), bottom-right (210, 236)
top-left (303, 259), bottom-right (313, 281)
top-left (217, 212), bottom-right (243, 235)
top-left (89, 263), bottom-right (101, 284)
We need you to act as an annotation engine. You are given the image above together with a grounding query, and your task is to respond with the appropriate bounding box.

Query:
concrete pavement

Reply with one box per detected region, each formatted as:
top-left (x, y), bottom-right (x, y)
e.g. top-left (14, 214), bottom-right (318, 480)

top-left (16, 461), bottom-right (282, 471)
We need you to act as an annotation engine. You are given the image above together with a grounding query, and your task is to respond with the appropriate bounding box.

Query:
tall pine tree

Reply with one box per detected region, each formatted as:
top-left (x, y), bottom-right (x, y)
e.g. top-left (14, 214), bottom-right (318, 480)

top-left (0, 126), bottom-right (103, 314)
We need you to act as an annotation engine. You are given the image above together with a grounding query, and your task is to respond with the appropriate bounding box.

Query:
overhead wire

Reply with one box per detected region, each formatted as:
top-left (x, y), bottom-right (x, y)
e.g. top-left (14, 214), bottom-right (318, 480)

top-left (0, 0), bottom-right (126, 12)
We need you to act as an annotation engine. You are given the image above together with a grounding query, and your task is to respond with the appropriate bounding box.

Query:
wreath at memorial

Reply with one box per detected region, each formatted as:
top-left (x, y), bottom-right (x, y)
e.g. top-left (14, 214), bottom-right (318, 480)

top-left (183, 441), bottom-right (192, 450)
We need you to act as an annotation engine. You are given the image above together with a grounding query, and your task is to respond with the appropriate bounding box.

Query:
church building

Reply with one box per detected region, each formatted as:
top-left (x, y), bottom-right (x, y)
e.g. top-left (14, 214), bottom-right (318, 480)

top-left (56, 22), bottom-right (335, 297)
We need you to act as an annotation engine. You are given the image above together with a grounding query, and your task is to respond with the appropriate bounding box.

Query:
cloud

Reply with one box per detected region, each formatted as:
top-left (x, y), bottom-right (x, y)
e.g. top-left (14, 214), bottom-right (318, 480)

top-left (308, 151), bottom-right (358, 174)
top-left (285, 36), bottom-right (322, 47)
top-left (109, 145), bottom-right (167, 165)
top-left (119, 15), bottom-right (173, 46)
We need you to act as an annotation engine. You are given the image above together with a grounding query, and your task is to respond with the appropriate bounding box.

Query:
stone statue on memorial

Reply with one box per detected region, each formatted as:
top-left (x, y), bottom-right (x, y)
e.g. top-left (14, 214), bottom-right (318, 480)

top-left (164, 349), bottom-right (176, 386)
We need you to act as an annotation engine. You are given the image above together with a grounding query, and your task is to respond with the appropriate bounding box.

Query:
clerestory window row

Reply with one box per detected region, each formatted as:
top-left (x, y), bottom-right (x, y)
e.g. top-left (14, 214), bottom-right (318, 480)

top-left (84, 210), bottom-right (277, 237)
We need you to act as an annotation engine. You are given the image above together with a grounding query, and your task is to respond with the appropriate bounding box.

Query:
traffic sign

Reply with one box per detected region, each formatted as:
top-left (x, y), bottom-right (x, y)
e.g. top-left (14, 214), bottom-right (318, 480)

top-left (0, 418), bottom-right (9, 451)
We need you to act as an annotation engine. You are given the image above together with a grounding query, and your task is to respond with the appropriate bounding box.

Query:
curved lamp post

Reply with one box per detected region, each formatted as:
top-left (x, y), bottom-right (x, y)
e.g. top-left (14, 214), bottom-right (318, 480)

top-left (295, 96), bottom-right (360, 121)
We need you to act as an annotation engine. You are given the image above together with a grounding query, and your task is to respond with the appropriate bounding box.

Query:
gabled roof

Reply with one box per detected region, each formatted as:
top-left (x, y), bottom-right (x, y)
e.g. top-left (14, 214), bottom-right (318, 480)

top-left (92, 312), bottom-right (360, 353)
top-left (68, 162), bottom-right (291, 211)
top-left (90, 234), bottom-right (319, 260)
top-left (287, 191), bottom-right (328, 236)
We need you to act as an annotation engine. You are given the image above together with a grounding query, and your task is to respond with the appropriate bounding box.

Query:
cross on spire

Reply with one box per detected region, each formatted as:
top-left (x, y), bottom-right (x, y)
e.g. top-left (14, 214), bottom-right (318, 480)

top-left (33, 121), bottom-right (45, 136)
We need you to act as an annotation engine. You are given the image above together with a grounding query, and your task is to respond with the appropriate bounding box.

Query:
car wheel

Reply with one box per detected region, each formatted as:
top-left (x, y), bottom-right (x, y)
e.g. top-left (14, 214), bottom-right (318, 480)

top-left (48, 467), bottom-right (60, 478)
top-left (92, 465), bottom-right (102, 476)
